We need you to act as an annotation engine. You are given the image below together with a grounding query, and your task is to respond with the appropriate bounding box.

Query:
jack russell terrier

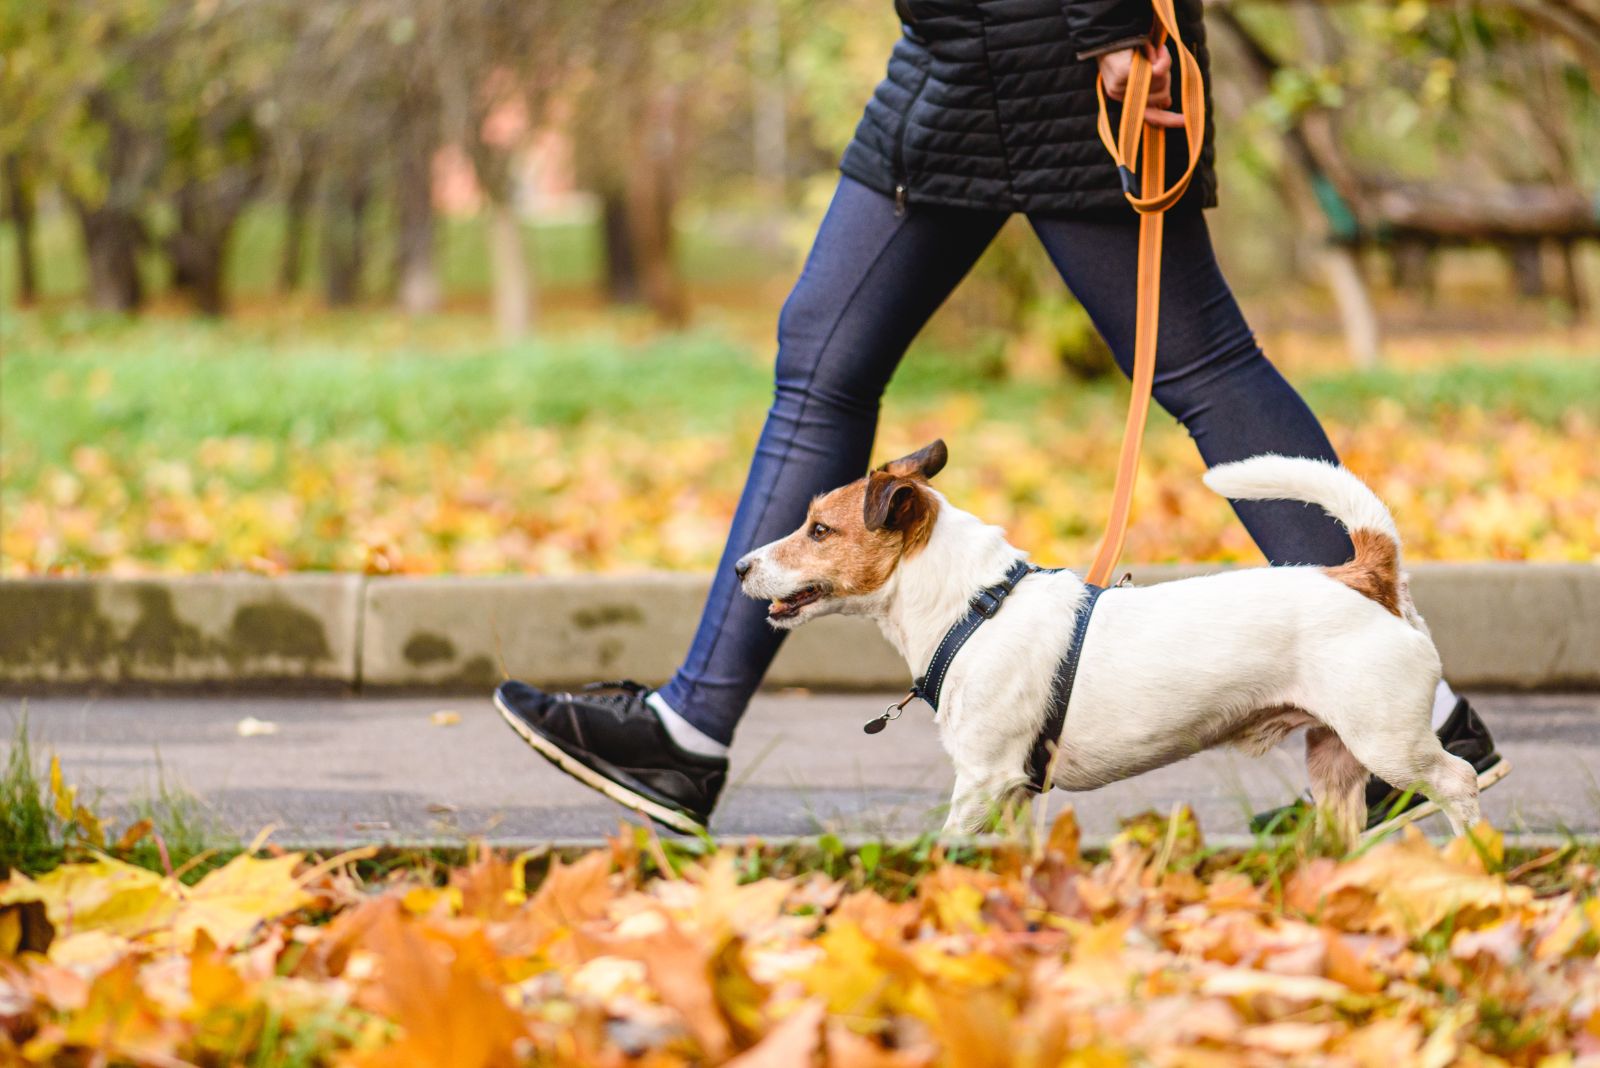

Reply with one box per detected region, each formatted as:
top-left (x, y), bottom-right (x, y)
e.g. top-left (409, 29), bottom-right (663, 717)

top-left (736, 440), bottom-right (1480, 842)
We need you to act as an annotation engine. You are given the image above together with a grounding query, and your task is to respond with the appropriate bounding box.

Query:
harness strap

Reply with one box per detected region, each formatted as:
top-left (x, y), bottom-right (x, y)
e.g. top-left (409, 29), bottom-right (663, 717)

top-left (913, 558), bottom-right (1033, 711)
top-left (1084, 0), bottom-right (1207, 588)
top-left (1025, 583), bottom-right (1106, 792)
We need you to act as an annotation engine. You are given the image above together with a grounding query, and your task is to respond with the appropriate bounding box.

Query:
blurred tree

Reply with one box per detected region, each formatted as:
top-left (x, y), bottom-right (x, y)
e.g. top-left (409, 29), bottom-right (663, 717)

top-left (158, 3), bottom-right (278, 315)
top-left (574, 0), bottom-right (736, 326)
top-left (424, 0), bottom-right (584, 339)
top-left (1, 155), bottom-right (38, 306)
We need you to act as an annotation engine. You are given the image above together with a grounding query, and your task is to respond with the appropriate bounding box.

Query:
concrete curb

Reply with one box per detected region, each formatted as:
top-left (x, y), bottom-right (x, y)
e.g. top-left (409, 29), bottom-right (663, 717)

top-left (3, 563), bottom-right (1596, 692)
top-left (0, 576), bottom-right (362, 690)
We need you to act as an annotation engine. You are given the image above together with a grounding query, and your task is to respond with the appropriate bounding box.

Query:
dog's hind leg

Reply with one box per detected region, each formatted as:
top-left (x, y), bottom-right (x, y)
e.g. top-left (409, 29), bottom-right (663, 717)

top-left (1412, 748), bottom-right (1481, 835)
top-left (1337, 722), bottom-right (1481, 837)
top-left (1305, 726), bottom-right (1368, 846)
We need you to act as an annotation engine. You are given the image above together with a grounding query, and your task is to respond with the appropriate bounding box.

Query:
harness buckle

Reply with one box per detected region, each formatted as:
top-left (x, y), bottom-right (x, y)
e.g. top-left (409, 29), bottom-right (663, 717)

top-left (972, 587), bottom-right (1005, 618)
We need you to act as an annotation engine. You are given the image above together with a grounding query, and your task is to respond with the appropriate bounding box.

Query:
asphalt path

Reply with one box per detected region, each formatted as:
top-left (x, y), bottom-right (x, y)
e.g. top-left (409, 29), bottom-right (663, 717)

top-left (5, 690), bottom-right (1596, 845)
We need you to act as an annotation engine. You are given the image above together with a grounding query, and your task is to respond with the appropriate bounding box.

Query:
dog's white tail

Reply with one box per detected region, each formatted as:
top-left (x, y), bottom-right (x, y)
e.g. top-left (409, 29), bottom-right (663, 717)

top-left (1203, 455), bottom-right (1406, 615)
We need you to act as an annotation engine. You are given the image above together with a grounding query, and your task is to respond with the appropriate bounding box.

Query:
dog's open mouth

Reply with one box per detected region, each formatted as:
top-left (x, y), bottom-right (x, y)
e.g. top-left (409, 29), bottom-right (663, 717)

top-left (769, 584), bottom-right (825, 620)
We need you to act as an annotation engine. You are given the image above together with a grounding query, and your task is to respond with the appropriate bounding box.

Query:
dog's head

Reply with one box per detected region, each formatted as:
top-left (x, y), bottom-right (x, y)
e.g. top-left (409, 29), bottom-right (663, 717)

top-left (736, 440), bottom-right (947, 628)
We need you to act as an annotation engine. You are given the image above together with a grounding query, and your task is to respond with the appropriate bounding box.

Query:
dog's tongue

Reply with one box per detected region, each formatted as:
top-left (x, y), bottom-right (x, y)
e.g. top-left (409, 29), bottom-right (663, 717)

top-left (769, 586), bottom-right (818, 619)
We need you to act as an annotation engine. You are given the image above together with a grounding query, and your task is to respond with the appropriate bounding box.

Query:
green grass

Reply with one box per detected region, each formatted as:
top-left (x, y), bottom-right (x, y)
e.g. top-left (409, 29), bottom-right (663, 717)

top-left (3, 305), bottom-right (1596, 487)
top-left (0, 716), bottom-right (237, 881)
top-left (1302, 358), bottom-right (1600, 426)
top-left (0, 718), bottom-right (57, 877)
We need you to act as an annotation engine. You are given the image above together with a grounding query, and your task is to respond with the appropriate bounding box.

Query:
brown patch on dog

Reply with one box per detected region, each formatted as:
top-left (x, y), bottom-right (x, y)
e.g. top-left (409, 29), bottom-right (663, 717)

top-left (876, 439), bottom-right (947, 481)
top-left (1324, 528), bottom-right (1401, 616)
top-left (765, 482), bottom-right (900, 598)
top-left (764, 441), bottom-right (948, 600)
top-left (863, 471), bottom-right (936, 555)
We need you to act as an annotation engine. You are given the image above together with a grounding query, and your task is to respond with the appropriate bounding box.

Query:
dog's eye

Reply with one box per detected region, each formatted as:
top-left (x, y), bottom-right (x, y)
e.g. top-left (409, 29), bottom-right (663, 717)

top-left (809, 522), bottom-right (831, 542)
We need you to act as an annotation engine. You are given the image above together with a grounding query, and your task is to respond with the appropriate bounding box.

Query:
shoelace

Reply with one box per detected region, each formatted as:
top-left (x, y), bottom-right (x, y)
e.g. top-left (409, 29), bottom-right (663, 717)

top-left (573, 679), bottom-right (650, 712)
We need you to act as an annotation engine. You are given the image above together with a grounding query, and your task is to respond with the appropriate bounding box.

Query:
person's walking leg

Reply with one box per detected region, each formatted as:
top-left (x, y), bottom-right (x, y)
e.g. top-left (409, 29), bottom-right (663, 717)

top-left (497, 176), bottom-right (1005, 832)
top-left (657, 181), bottom-right (1007, 745)
top-left (1028, 208), bottom-right (1507, 829)
top-left (1030, 209), bottom-right (1352, 566)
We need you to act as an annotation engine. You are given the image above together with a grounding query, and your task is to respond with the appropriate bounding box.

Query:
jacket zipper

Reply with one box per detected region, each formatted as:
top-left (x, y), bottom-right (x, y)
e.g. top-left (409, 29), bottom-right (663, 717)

top-left (892, 69), bottom-right (932, 217)
top-left (892, 117), bottom-right (911, 216)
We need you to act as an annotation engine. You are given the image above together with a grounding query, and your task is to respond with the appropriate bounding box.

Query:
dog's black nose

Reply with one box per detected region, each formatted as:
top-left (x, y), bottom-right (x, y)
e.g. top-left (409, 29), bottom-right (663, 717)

top-left (734, 558), bottom-right (753, 580)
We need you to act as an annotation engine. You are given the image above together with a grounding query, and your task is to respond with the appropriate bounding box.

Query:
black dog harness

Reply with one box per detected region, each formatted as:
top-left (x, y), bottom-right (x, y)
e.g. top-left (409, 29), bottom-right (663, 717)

top-left (863, 558), bottom-right (1107, 794)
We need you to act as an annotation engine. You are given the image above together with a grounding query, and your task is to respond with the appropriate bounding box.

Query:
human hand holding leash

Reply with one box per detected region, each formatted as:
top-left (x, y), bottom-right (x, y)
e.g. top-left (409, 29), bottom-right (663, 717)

top-left (1098, 43), bottom-right (1185, 129)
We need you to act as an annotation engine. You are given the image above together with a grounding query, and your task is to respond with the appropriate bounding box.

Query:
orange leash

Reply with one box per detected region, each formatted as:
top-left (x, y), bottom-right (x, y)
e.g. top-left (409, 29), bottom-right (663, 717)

top-left (1084, 0), bottom-right (1207, 587)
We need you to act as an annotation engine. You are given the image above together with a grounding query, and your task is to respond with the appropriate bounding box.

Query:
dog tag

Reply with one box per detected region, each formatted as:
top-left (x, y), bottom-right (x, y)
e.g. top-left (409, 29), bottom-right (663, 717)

top-left (863, 690), bottom-right (916, 735)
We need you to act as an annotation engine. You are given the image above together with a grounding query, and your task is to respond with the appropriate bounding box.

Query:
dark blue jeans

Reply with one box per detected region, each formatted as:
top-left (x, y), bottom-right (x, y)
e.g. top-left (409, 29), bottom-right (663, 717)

top-left (658, 176), bottom-right (1353, 744)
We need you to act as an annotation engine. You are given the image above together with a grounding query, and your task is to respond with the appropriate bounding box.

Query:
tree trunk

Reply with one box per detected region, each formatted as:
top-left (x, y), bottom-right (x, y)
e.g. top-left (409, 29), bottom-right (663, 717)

top-left (73, 202), bottom-right (144, 313)
top-left (1389, 238), bottom-right (1437, 302)
top-left (165, 165), bottom-right (260, 317)
top-left (1212, 8), bottom-right (1382, 364)
top-left (165, 212), bottom-right (232, 316)
top-left (280, 161), bottom-right (317, 295)
top-left (395, 126), bottom-right (441, 316)
top-left (1508, 239), bottom-right (1546, 299)
top-left (1558, 238), bottom-right (1585, 319)
top-left (627, 88), bottom-right (687, 327)
top-left (599, 186), bottom-right (643, 304)
top-left (322, 176), bottom-right (371, 307)
top-left (487, 198), bottom-right (531, 341)
top-left (3, 154), bottom-right (40, 306)
top-left (751, 0), bottom-right (787, 195)
top-left (1322, 245), bottom-right (1381, 368)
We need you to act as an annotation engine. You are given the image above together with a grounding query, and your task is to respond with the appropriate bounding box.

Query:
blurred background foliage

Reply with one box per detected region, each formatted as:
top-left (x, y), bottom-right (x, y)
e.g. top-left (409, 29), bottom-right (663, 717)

top-left (2, 0), bottom-right (1598, 574)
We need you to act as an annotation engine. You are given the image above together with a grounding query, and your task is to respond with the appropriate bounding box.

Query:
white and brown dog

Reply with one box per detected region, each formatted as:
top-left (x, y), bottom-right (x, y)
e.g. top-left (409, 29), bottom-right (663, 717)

top-left (736, 440), bottom-right (1481, 841)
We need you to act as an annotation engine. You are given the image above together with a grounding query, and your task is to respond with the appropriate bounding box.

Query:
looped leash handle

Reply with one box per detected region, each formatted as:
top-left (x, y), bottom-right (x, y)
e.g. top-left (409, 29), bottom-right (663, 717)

top-left (1084, 0), bottom-right (1206, 589)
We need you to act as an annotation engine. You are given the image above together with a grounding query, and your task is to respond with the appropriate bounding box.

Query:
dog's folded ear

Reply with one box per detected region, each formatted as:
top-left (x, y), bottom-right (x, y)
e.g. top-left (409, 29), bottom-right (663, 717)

top-left (864, 473), bottom-right (931, 534)
top-left (876, 439), bottom-right (947, 481)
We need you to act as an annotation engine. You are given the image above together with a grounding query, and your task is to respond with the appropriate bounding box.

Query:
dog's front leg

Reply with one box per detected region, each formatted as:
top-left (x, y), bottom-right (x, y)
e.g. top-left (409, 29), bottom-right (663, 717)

top-left (943, 771), bottom-right (1026, 836)
top-left (942, 772), bottom-right (991, 836)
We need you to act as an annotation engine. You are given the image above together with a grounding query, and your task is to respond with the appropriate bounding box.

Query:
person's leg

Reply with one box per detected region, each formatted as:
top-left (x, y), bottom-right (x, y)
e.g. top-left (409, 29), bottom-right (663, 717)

top-left (1028, 208), bottom-right (1353, 566)
top-left (655, 178), bottom-right (1008, 745)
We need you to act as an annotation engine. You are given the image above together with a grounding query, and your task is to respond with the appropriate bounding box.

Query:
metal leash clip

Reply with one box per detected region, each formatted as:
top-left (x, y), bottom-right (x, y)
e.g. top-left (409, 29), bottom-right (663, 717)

top-left (863, 688), bottom-right (918, 734)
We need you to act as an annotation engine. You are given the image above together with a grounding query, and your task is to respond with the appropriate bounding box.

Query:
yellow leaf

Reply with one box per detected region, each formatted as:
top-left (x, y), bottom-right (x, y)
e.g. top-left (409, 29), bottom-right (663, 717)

top-left (799, 922), bottom-right (889, 1019)
top-left (172, 852), bottom-right (312, 949)
top-left (401, 886), bottom-right (463, 917)
top-left (73, 805), bottom-right (105, 848)
top-left (1442, 821), bottom-right (1503, 872)
top-left (0, 857), bottom-right (177, 942)
top-left (1302, 830), bottom-right (1530, 935)
top-left (1533, 903), bottom-right (1587, 962)
top-left (49, 756), bottom-right (74, 822)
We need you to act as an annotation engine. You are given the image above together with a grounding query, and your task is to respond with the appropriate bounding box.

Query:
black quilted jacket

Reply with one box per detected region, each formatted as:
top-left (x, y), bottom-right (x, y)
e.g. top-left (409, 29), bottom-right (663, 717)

top-left (838, 0), bottom-right (1217, 216)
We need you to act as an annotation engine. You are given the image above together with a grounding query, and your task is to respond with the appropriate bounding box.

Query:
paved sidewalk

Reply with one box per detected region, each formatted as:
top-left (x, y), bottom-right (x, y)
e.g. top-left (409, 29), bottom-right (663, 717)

top-left (5, 691), bottom-right (1597, 844)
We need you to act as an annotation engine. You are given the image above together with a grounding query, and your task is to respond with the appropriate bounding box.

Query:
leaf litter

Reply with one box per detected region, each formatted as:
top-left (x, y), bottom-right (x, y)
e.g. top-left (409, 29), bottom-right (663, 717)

top-left (3, 805), bottom-right (1599, 1066)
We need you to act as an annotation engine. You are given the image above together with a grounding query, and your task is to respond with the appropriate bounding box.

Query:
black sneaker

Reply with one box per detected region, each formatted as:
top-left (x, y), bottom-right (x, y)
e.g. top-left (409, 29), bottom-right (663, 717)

top-left (494, 679), bottom-right (726, 835)
top-left (1249, 698), bottom-right (1512, 836)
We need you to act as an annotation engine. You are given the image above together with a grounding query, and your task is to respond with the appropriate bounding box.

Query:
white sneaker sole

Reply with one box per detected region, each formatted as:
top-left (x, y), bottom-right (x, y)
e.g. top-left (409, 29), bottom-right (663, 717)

top-left (1362, 756), bottom-right (1513, 841)
top-left (495, 691), bottom-right (707, 836)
